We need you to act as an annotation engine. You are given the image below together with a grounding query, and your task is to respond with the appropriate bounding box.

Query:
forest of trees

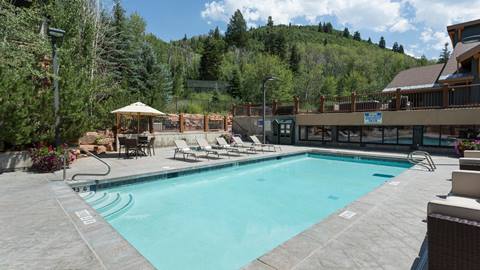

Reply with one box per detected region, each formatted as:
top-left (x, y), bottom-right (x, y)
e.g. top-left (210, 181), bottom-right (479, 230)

top-left (0, 0), bottom-right (431, 148)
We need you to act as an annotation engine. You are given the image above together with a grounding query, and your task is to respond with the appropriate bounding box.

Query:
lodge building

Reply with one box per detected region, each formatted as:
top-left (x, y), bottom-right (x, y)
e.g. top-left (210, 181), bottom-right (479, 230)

top-left (233, 19), bottom-right (480, 153)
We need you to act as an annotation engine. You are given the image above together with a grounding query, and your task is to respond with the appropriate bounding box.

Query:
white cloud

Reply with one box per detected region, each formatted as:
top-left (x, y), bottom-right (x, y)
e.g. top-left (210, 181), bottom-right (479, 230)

top-left (420, 28), bottom-right (450, 50)
top-left (201, 0), bottom-right (409, 33)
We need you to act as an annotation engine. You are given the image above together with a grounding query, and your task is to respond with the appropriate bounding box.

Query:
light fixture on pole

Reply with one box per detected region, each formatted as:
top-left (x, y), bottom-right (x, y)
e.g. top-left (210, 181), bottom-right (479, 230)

top-left (48, 27), bottom-right (65, 147)
top-left (262, 76), bottom-right (278, 143)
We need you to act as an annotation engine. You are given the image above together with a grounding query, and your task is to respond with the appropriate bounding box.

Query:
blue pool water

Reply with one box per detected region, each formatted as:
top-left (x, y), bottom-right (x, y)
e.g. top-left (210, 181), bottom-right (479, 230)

top-left (86, 153), bottom-right (410, 270)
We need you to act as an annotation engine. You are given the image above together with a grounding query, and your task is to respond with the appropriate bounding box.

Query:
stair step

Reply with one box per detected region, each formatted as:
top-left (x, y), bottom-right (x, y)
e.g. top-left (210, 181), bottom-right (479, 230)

top-left (96, 193), bottom-right (122, 213)
top-left (103, 194), bottom-right (134, 221)
top-left (87, 192), bottom-right (108, 206)
top-left (79, 191), bottom-right (95, 200)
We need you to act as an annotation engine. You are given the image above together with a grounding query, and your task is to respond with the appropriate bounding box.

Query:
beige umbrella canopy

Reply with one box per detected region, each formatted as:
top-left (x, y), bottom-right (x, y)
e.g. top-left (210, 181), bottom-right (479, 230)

top-left (112, 102), bottom-right (165, 135)
top-left (111, 102), bottom-right (165, 116)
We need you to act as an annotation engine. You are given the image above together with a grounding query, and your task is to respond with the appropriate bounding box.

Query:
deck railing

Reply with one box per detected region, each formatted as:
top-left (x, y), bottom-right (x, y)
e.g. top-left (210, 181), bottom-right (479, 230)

top-left (233, 84), bottom-right (480, 116)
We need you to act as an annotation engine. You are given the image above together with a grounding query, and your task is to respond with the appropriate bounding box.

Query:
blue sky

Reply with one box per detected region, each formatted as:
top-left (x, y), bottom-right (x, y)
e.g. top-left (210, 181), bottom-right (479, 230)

top-left (115, 0), bottom-right (480, 59)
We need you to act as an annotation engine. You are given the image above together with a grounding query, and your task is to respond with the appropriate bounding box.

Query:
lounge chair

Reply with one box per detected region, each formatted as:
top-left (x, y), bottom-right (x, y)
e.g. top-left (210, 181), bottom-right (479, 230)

top-left (196, 138), bottom-right (221, 158)
top-left (216, 137), bottom-right (243, 154)
top-left (174, 140), bottom-right (203, 160)
top-left (427, 170), bottom-right (480, 269)
top-left (232, 136), bottom-right (258, 152)
top-left (250, 135), bottom-right (281, 152)
top-left (459, 151), bottom-right (480, 171)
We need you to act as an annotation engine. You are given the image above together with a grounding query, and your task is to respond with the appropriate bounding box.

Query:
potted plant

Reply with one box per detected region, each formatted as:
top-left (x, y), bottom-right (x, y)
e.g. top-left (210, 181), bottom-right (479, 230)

top-left (454, 139), bottom-right (480, 157)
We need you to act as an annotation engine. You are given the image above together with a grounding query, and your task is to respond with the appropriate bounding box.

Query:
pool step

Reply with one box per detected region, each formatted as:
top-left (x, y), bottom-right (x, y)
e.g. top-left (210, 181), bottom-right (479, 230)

top-left (80, 191), bottom-right (134, 221)
top-left (87, 192), bottom-right (108, 206)
top-left (103, 194), bottom-right (134, 221)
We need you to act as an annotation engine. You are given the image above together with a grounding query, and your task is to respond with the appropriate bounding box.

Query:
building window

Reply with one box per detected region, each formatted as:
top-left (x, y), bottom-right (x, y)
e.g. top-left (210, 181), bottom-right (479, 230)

top-left (398, 126), bottom-right (414, 145)
top-left (422, 126), bottom-right (441, 146)
top-left (337, 126), bottom-right (361, 143)
top-left (383, 127), bottom-right (398, 144)
top-left (298, 126), bottom-right (332, 142)
top-left (423, 126), bottom-right (480, 147)
top-left (362, 126), bottom-right (383, 144)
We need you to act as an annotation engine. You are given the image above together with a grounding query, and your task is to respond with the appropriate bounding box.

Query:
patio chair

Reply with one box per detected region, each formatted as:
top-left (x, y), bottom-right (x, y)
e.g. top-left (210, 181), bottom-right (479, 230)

top-left (124, 138), bottom-right (140, 159)
top-left (196, 138), bottom-right (221, 158)
top-left (174, 140), bottom-right (204, 161)
top-left (427, 170), bottom-right (480, 269)
top-left (250, 135), bottom-right (281, 152)
top-left (138, 136), bottom-right (149, 156)
top-left (148, 137), bottom-right (155, 156)
top-left (216, 137), bottom-right (242, 154)
top-left (232, 136), bottom-right (258, 152)
top-left (118, 136), bottom-right (127, 158)
top-left (459, 151), bottom-right (480, 171)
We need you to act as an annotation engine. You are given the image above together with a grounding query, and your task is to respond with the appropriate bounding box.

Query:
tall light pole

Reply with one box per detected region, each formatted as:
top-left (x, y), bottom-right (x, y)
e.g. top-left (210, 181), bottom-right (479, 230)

top-left (48, 27), bottom-right (65, 147)
top-left (262, 76), bottom-right (278, 143)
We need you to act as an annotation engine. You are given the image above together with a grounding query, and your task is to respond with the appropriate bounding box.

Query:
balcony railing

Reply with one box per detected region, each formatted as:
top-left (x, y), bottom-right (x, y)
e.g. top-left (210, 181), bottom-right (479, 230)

top-left (232, 84), bottom-right (480, 116)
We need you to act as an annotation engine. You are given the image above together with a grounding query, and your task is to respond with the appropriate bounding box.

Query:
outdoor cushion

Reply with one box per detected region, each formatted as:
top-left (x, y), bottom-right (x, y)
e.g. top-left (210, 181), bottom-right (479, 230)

top-left (459, 158), bottom-right (480, 166)
top-left (428, 196), bottom-right (480, 221)
top-left (451, 170), bottom-right (480, 198)
top-left (464, 150), bottom-right (480, 158)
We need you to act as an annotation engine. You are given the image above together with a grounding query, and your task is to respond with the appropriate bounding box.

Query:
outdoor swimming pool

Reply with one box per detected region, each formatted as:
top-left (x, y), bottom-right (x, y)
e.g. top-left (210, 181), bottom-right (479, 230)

top-left (85, 153), bottom-right (411, 270)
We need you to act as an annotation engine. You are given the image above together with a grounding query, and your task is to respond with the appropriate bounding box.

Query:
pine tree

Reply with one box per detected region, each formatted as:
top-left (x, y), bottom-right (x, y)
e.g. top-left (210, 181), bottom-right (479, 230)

top-left (379, 36), bottom-right (386, 49)
top-left (228, 68), bottom-right (242, 98)
top-left (213, 27), bottom-right (221, 40)
top-left (367, 37), bottom-right (372, 44)
top-left (324, 22), bottom-right (333, 33)
top-left (420, 55), bottom-right (429, 65)
top-left (392, 42), bottom-right (399, 52)
top-left (225, 10), bottom-right (248, 48)
top-left (353, 31), bottom-right (361, 41)
top-left (437, 43), bottom-right (451, 64)
top-left (289, 44), bottom-right (301, 74)
top-left (398, 45), bottom-right (405, 54)
top-left (267, 16), bottom-right (274, 28)
top-left (318, 22), bottom-right (323, 32)
top-left (200, 36), bottom-right (222, 80)
top-left (343, 27), bottom-right (350, 38)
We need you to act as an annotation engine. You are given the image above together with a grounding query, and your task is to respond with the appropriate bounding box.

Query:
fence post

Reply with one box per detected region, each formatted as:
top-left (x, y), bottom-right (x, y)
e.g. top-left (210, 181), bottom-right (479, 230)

top-left (395, 88), bottom-right (401, 110)
top-left (442, 85), bottom-right (449, 108)
top-left (204, 114), bottom-right (209, 132)
top-left (319, 96), bottom-right (325, 113)
top-left (223, 115), bottom-right (228, 131)
top-left (272, 99), bottom-right (278, 115)
top-left (293, 96), bottom-right (299, 114)
top-left (351, 92), bottom-right (356, 112)
top-left (247, 103), bottom-right (252, 116)
top-left (179, 114), bottom-right (184, 133)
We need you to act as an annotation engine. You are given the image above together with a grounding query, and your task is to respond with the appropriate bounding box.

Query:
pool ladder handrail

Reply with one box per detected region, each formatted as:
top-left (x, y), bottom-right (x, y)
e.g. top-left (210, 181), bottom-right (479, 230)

top-left (407, 151), bottom-right (436, 171)
top-left (70, 149), bottom-right (111, 181)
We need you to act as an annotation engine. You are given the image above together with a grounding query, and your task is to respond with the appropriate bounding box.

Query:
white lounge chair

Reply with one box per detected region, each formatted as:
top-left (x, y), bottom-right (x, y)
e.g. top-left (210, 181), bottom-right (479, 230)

top-left (250, 135), bottom-right (281, 152)
top-left (232, 136), bottom-right (258, 152)
top-left (196, 138), bottom-right (221, 158)
top-left (216, 137), bottom-right (244, 154)
top-left (174, 140), bottom-right (203, 160)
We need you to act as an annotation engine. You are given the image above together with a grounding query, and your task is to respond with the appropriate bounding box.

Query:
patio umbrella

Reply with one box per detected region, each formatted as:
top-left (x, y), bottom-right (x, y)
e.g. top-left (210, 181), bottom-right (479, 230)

top-left (111, 102), bottom-right (165, 135)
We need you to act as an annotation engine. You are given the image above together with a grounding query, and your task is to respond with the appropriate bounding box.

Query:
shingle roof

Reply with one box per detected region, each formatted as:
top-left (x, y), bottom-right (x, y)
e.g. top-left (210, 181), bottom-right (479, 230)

top-left (383, 64), bottom-right (444, 92)
top-left (438, 41), bottom-right (477, 82)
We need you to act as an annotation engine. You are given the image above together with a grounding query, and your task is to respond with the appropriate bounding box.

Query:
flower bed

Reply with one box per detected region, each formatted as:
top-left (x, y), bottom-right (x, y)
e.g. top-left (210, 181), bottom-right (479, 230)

top-left (454, 139), bottom-right (480, 157)
top-left (30, 144), bottom-right (76, 173)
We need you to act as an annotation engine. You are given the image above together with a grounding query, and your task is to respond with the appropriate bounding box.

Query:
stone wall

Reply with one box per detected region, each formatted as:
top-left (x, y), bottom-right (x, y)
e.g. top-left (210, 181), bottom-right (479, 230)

top-left (0, 151), bottom-right (31, 172)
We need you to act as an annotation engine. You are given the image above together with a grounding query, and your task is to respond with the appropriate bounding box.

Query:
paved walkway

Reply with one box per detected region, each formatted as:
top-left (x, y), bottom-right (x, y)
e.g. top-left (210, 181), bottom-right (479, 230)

top-left (0, 146), bottom-right (457, 269)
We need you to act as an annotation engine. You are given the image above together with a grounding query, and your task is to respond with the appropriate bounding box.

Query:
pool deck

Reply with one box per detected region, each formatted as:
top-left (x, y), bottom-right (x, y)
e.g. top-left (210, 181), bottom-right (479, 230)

top-left (0, 145), bottom-right (457, 269)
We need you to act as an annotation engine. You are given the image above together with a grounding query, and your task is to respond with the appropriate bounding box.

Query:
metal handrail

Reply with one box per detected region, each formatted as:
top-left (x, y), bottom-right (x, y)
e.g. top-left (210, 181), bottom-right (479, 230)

top-left (71, 149), bottom-right (111, 181)
top-left (408, 151), bottom-right (436, 171)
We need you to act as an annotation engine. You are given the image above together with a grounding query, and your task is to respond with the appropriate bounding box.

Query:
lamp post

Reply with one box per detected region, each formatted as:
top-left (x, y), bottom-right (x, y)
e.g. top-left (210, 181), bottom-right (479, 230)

top-left (262, 76), bottom-right (278, 143)
top-left (48, 27), bottom-right (65, 147)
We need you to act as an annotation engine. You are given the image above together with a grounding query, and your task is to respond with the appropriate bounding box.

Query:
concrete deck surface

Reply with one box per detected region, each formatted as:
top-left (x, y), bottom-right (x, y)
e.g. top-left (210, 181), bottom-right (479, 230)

top-left (0, 145), bottom-right (457, 269)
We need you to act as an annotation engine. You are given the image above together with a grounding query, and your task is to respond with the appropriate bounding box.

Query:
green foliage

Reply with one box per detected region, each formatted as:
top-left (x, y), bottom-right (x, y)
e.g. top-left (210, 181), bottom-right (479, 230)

top-left (289, 44), bottom-right (301, 74)
top-left (379, 36), bottom-right (386, 49)
top-left (438, 43), bottom-right (451, 64)
top-left (353, 31), bottom-right (361, 41)
top-left (200, 35), bottom-right (223, 80)
top-left (342, 28), bottom-right (350, 38)
top-left (225, 10), bottom-right (248, 48)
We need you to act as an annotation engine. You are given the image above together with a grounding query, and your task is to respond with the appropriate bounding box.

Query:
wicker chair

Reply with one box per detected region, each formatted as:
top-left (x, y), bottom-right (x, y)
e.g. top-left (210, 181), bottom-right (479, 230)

top-left (427, 170), bottom-right (480, 270)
